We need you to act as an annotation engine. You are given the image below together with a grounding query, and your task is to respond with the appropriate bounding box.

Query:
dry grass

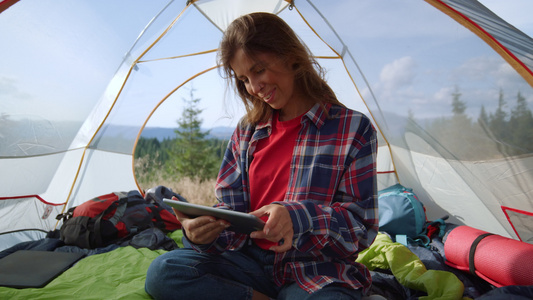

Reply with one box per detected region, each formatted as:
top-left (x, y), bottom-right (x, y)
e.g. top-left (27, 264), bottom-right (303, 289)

top-left (150, 177), bottom-right (218, 206)
top-left (135, 156), bottom-right (218, 206)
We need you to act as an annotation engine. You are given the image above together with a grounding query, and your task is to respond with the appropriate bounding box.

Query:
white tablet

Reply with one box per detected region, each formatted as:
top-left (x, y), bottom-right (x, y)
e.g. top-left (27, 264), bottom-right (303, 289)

top-left (163, 199), bottom-right (265, 234)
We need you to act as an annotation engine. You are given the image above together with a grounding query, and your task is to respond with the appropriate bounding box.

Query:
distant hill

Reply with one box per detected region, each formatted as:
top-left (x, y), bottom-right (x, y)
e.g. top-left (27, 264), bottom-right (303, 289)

top-left (140, 127), bottom-right (175, 140)
top-left (141, 126), bottom-right (234, 141)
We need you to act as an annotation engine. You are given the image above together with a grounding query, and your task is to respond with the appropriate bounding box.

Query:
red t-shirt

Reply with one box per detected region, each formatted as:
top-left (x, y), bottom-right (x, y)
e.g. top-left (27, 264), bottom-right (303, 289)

top-left (249, 111), bottom-right (302, 249)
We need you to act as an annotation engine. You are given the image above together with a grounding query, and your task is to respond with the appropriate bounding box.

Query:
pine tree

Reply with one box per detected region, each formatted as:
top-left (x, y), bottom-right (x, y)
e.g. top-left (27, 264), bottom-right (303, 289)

top-left (167, 87), bottom-right (220, 181)
top-left (478, 105), bottom-right (489, 128)
top-left (451, 86), bottom-right (467, 116)
top-left (489, 89), bottom-right (508, 144)
top-left (450, 86), bottom-right (471, 133)
top-left (509, 91), bottom-right (533, 153)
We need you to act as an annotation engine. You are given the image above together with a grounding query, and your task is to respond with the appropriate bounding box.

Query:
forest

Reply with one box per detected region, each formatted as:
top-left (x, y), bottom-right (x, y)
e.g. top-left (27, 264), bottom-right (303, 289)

top-left (133, 88), bottom-right (533, 201)
top-left (411, 89), bottom-right (533, 160)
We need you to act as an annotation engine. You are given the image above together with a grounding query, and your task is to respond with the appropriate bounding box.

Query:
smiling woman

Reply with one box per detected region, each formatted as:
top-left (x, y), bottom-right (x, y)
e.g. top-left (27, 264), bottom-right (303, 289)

top-left (145, 11), bottom-right (378, 300)
top-left (230, 49), bottom-right (311, 121)
top-left (1, 1), bottom-right (533, 299)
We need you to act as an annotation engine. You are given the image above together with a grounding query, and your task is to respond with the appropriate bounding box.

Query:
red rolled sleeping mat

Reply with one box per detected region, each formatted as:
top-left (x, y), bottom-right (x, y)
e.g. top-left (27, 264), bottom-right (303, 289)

top-left (444, 225), bottom-right (533, 287)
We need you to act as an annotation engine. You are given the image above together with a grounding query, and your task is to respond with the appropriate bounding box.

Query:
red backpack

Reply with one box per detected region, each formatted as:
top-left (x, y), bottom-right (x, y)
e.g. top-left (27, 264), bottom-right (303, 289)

top-left (57, 188), bottom-right (183, 249)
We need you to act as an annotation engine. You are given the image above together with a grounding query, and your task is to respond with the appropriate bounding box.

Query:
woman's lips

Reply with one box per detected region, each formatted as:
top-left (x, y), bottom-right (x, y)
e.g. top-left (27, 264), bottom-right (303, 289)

top-left (263, 88), bottom-right (275, 103)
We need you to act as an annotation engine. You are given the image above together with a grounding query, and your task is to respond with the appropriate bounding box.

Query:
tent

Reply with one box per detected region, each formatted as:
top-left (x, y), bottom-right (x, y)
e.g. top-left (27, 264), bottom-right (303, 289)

top-left (1, 0), bottom-right (532, 254)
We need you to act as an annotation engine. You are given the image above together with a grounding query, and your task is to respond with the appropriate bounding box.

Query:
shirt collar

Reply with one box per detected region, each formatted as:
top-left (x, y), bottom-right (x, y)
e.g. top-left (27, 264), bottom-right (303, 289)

top-left (256, 102), bottom-right (332, 131)
top-left (305, 102), bottom-right (331, 130)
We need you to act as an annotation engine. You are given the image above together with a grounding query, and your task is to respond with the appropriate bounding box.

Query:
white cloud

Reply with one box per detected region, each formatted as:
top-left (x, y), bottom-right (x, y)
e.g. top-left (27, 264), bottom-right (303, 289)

top-left (370, 52), bottom-right (532, 120)
top-left (433, 87), bottom-right (455, 103)
top-left (379, 56), bottom-right (416, 91)
top-left (451, 56), bottom-right (529, 94)
top-left (452, 56), bottom-right (498, 82)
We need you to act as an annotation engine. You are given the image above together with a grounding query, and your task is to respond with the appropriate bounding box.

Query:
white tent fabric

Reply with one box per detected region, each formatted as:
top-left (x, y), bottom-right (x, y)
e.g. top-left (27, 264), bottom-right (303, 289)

top-left (1, 0), bottom-right (532, 251)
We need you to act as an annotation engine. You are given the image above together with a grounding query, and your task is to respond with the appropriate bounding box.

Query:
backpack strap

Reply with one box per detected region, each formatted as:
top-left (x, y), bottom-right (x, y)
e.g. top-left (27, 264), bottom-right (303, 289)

top-left (92, 194), bottom-right (128, 246)
top-left (56, 206), bottom-right (76, 222)
top-left (395, 234), bottom-right (430, 247)
top-left (107, 193), bottom-right (128, 225)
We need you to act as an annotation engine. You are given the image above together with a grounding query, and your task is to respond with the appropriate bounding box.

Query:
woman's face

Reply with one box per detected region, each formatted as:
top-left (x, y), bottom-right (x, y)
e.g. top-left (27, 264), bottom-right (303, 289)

top-left (230, 48), bottom-right (309, 121)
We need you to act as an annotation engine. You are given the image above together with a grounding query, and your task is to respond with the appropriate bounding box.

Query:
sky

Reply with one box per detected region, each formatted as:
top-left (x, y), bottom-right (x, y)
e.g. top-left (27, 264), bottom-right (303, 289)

top-left (1, 0), bottom-right (532, 132)
top-left (146, 0), bottom-right (533, 128)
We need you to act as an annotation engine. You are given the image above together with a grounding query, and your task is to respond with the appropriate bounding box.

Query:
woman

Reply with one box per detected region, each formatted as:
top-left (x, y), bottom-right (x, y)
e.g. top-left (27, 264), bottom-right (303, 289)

top-left (145, 12), bottom-right (378, 300)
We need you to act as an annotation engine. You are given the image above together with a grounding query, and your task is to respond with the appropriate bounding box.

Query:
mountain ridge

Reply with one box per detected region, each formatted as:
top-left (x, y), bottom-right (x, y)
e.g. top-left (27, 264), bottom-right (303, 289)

top-left (141, 126), bottom-right (234, 141)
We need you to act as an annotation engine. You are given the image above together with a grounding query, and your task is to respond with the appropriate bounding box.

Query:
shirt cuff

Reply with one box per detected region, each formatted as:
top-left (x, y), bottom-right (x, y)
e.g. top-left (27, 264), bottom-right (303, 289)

top-left (182, 228), bottom-right (216, 252)
top-left (275, 201), bottom-right (313, 237)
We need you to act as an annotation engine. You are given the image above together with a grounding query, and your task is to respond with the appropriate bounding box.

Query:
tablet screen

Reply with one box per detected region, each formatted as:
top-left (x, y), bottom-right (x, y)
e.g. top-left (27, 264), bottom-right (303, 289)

top-left (163, 199), bottom-right (265, 234)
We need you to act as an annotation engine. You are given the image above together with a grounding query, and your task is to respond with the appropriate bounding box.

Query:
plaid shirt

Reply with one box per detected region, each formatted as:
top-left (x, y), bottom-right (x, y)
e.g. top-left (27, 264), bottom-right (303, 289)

top-left (192, 103), bottom-right (378, 293)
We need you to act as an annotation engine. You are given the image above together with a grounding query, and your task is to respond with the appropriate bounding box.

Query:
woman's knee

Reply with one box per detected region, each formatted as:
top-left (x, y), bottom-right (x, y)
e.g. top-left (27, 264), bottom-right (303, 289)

top-left (145, 253), bottom-right (172, 296)
top-left (145, 250), bottom-right (201, 298)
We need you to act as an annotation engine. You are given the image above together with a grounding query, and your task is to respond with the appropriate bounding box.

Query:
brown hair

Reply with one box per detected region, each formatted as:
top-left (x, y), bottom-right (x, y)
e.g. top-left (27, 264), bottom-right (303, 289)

top-left (218, 12), bottom-right (341, 124)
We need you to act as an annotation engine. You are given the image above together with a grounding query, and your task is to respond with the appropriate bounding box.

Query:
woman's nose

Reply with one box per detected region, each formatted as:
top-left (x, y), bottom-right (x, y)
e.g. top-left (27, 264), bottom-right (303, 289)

top-left (249, 80), bottom-right (263, 95)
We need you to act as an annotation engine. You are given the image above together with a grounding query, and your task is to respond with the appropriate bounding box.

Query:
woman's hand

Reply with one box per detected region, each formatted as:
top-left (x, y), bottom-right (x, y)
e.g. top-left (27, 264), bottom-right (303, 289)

top-left (249, 204), bottom-right (294, 252)
top-left (173, 200), bottom-right (230, 245)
